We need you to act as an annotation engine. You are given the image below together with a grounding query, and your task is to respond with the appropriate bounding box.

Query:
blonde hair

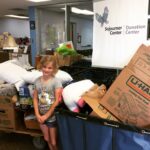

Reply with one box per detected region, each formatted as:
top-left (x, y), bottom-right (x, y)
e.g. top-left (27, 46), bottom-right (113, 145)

top-left (39, 55), bottom-right (58, 75)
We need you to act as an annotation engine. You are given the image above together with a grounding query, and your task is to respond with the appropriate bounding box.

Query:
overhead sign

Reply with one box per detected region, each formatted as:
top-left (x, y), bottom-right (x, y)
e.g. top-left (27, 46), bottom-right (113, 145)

top-left (92, 0), bottom-right (149, 68)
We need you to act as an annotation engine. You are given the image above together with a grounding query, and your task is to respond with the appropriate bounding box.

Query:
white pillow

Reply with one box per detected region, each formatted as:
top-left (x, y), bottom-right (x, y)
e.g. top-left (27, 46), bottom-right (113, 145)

top-left (62, 80), bottom-right (94, 111)
top-left (14, 80), bottom-right (26, 91)
top-left (22, 70), bottom-right (42, 84)
top-left (0, 62), bottom-right (27, 84)
top-left (55, 70), bottom-right (73, 84)
top-left (10, 59), bottom-right (25, 68)
top-left (2, 59), bottom-right (16, 64)
top-left (22, 69), bottom-right (73, 84)
top-left (0, 62), bottom-right (27, 90)
top-left (4, 59), bottom-right (30, 69)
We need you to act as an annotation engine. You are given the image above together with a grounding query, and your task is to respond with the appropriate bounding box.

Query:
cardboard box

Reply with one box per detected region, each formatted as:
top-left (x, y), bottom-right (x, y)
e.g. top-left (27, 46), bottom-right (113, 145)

top-left (127, 44), bottom-right (150, 76)
top-left (81, 84), bottom-right (118, 121)
top-left (0, 96), bottom-right (16, 128)
top-left (0, 105), bottom-right (16, 128)
top-left (0, 96), bottom-right (12, 105)
top-left (82, 93), bottom-right (118, 121)
top-left (24, 119), bottom-right (40, 130)
top-left (24, 113), bottom-right (40, 130)
top-left (100, 44), bottom-right (150, 128)
top-left (100, 66), bottom-right (150, 128)
top-left (54, 52), bottom-right (82, 67)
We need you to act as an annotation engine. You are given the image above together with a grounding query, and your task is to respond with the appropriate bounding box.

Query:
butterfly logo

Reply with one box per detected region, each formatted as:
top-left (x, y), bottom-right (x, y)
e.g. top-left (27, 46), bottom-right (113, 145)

top-left (95, 6), bottom-right (109, 27)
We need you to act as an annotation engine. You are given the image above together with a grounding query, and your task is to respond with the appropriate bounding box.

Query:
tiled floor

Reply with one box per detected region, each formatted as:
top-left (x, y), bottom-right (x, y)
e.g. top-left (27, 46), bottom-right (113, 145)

top-left (0, 132), bottom-right (47, 150)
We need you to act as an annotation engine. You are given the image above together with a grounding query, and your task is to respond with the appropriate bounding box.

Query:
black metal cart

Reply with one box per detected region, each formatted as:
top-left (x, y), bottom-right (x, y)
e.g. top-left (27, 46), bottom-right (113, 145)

top-left (55, 108), bottom-right (150, 150)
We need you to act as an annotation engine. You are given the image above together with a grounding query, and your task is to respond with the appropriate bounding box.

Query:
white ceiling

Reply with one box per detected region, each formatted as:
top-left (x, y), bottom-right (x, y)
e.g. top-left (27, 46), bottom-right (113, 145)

top-left (0, 0), bottom-right (92, 18)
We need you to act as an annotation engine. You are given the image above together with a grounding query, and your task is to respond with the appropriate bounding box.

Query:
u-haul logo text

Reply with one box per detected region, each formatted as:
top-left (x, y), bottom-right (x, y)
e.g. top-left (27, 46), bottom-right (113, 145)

top-left (127, 75), bottom-right (150, 100)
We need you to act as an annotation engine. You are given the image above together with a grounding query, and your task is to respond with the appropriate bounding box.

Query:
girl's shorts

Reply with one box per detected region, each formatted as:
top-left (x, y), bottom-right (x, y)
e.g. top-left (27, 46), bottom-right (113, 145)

top-left (44, 121), bottom-right (57, 128)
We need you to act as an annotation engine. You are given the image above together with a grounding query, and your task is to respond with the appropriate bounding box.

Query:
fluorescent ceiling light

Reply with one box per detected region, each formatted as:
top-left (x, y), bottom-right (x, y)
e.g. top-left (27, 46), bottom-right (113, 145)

top-left (62, 7), bottom-right (94, 15)
top-left (5, 15), bottom-right (29, 19)
top-left (72, 7), bottom-right (94, 15)
top-left (27, 0), bottom-right (51, 2)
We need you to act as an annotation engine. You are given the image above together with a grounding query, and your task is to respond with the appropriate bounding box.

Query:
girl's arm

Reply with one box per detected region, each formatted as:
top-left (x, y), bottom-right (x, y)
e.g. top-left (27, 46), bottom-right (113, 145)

top-left (41, 87), bottom-right (63, 122)
top-left (33, 89), bottom-right (42, 122)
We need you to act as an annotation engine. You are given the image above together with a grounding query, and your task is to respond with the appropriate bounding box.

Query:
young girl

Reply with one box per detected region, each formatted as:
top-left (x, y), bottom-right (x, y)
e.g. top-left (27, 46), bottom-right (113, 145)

top-left (33, 56), bottom-right (62, 150)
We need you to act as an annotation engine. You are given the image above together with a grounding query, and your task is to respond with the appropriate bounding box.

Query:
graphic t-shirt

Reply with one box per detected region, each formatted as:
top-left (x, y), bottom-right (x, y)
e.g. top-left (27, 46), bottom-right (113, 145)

top-left (34, 77), bottom-right (62, 122)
